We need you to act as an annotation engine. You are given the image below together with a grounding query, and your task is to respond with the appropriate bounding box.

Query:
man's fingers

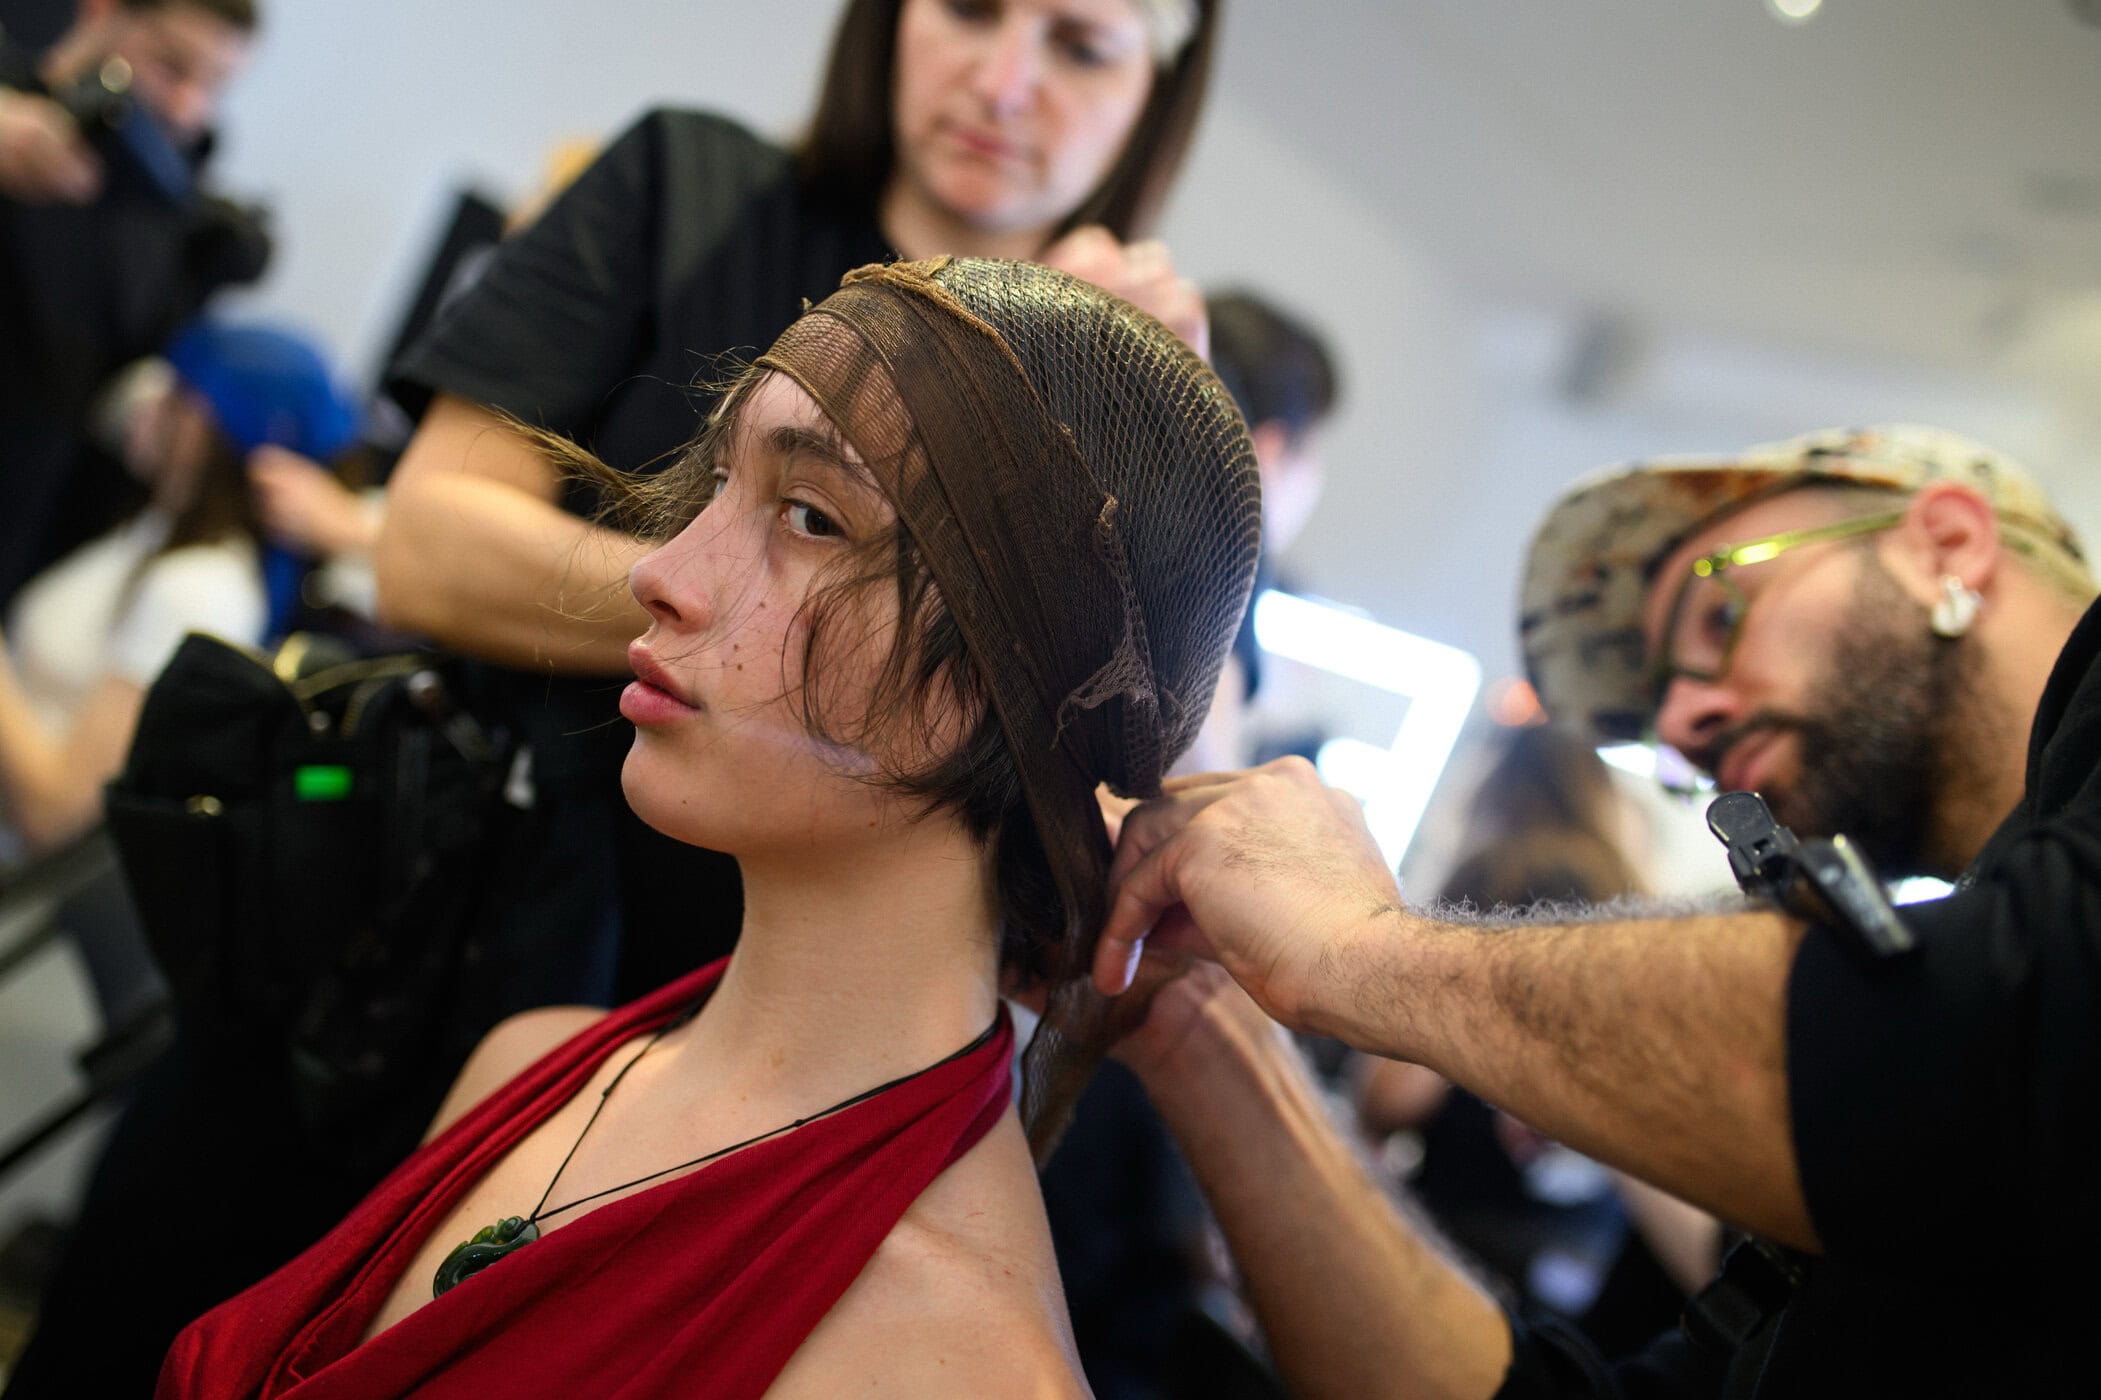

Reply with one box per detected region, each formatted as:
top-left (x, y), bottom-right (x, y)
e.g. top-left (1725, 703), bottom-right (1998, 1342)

top-left (1094, 828), bottom-right (1190, 995)
top-left (1038, 223), bottom-right (1118, 280)
top-left (1, 95), bottom-right (102, 202)
top-left (1123, 238), bottom-right (1170, 282)
top-left (1092, 928), bottom-right (1147, 999)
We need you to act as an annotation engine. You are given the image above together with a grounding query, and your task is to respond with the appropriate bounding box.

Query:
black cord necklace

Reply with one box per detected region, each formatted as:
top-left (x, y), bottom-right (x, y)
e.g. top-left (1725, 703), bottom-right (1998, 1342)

top-left (432, 1001), bottom-right (1000, 1298)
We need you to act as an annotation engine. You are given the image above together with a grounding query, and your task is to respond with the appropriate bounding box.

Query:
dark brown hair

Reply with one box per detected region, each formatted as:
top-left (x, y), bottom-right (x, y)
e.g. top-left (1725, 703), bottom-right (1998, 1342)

top-left (797, 0), bottom-right (1221, 241)
top-left (123, 0), bottom-right (261, 32)
top-left (1207, 289), bottom-right (1340, 442)
top-left (116, 416), bottom-right (266, 609)
top-left (545, 383), bottom-right (1067, 982)
top-left (161, 424), bottom-right (264, 554)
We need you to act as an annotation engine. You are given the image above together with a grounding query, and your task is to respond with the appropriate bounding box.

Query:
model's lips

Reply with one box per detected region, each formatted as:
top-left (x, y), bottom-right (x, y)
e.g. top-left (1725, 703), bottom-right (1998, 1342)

top-left (946, 123), bottom-right (1024, 162)
top-left (625, 643), bottom-right (700, 716)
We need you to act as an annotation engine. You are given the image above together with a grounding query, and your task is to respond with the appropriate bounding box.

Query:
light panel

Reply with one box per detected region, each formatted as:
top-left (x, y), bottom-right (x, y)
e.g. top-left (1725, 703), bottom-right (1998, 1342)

top-left (1254, 589), bottom-right (1481, 867)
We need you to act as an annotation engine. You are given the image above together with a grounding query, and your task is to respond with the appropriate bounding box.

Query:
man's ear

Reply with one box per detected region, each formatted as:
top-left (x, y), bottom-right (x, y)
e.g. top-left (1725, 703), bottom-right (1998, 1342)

top-left (1885, 481), bottom-right (2001, 608)
top-left (75, 0), bottom-right (123, 33)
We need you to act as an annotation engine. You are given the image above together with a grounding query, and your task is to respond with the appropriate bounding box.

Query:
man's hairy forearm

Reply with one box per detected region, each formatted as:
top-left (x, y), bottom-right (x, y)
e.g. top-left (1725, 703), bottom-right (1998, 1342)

top-left (375, 468), bottom-right (648, 674)
top-left (1136, 985), bottom-right (1512, 1400)
top-left (1312, 906), bottom-right (1817, 1249)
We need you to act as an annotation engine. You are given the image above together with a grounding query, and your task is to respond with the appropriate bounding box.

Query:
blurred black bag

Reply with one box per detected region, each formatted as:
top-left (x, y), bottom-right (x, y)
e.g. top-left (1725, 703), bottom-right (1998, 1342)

top-left (104, 632), bottom-right (518, 1142)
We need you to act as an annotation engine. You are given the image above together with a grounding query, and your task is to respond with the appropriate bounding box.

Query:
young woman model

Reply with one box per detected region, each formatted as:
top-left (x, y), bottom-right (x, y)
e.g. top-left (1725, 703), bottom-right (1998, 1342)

top-left (20, 9), bottom-right (1228, 1394)
top-left (159, 257), bottom-right (1260, 1398)
top-left (378, 0), bottom-right (1222, 1004)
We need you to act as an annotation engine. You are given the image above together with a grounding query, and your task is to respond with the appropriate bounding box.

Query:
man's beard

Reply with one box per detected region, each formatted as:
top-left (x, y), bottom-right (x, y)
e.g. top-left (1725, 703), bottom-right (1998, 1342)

top-left (1717, 564), bottom-right (1978, 878)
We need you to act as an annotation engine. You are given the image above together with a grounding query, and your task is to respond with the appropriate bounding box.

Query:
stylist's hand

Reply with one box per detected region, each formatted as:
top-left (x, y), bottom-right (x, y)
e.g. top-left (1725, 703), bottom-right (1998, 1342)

top-left (1092, 758), bottom-right (1403, 1032)
top-left (1040, 225), bottom-right (1208, 359)
top-left (1112, 955), bottom-right (1275, 1091)
top-left (0, 89), bottom-right (102, 203)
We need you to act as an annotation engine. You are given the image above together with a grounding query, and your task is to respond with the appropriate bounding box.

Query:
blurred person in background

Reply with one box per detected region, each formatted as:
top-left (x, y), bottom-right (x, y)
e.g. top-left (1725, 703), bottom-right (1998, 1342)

top-left (0, 319), bottom-right (359, 1400)
top-left (1095, 426), bottom-right (2099, 1396)
top-left (1180, 287), bottom-right (1337, 773)
top-left (0, 320), bottom-right (354, 862)
top-left (0, 0), bottom-right (269, 607)
top-left (1206, 288), bottom-right (1335, 563)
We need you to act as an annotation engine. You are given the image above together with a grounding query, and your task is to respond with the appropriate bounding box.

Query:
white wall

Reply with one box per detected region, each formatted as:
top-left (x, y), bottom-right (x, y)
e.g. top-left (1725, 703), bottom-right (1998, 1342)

top-left (206, 1), bottom-right (2098, 697)
top-left (210, 1), bottom-right (847, 383)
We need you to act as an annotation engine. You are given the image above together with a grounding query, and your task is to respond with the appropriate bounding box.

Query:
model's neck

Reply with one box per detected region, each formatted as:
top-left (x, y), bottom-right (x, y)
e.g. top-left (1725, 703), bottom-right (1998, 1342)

top-left (878, 176), bottom-right (1056, 264)
top-left (679, 811), bottom-right (1003, 1104)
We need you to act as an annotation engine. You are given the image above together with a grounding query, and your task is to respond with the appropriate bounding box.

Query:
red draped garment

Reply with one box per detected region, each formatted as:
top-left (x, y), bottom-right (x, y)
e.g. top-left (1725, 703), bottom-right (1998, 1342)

top-left (158, 958), bottom-right (1015, 1399)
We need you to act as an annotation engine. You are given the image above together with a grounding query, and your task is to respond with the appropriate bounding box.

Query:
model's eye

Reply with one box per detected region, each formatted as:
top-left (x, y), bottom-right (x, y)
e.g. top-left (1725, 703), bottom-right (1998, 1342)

top-left (785, 500), bottom-right (841, 539)
top-left (1053, 28), bottom-right (1111, 67)
top-left (1700, 595), bottom-right (1744, 644)
top-left (699, 469), bottom-right (730, 507)
top-left (944, 0), bottom-right (999, 24)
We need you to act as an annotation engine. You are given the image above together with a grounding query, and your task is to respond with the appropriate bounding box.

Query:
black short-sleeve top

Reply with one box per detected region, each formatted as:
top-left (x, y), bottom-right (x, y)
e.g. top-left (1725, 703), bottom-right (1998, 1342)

top-left (1775, 593), bottom-right (2101, 1393)
top-left (392, 107), bottom-right (892, 513)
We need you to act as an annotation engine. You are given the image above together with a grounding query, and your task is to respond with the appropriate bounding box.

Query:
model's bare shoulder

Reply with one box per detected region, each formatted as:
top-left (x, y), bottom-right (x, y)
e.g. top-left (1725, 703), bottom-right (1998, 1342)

top-left (421, 1005), bottom-right (608, 1144)
top-left (766, 1111), bottom-right (1091, 1398)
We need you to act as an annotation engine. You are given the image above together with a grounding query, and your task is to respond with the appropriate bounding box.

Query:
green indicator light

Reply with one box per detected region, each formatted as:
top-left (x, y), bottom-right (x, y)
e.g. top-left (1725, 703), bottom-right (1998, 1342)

top-left (295, 765), bottom-right (354, 801)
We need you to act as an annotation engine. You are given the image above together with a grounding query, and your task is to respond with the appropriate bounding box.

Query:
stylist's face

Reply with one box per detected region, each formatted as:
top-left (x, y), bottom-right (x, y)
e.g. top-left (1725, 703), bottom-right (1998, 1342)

top-left (891, 0), bottom-right (1156, 240)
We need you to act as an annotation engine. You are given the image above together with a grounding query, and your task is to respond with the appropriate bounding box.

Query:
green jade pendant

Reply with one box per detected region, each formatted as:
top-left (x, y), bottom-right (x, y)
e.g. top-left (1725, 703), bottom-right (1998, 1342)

top-left (432, 1215), bottom-right (540, 1297)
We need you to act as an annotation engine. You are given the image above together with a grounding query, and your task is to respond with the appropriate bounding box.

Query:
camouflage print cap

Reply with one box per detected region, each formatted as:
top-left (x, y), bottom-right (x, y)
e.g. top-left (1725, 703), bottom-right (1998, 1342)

top-left (1518, 424), bottom-right (2092, 742)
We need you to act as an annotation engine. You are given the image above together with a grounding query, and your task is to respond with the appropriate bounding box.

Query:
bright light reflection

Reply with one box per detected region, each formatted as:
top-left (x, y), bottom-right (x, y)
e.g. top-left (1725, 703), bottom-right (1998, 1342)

top-left (1597, 741), bottom-right (1714, 796)
top-left (1255, 590), bottom-right (1480, 868)
top-left (1597, 743), bottom-right (1658, 779)
top-left (1890, 876), bottom-right (1954, 905)
top-left (1766, 0), bottom-right (1822, 23)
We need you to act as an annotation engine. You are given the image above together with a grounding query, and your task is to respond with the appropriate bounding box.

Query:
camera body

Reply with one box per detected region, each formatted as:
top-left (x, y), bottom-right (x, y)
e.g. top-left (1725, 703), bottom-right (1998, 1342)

top-left (22, 52), bottom-right (274, 286)
top-left (46, 53), bottom-right (195, 207)
top-left (1706, 790), bottom-right (1917, 959)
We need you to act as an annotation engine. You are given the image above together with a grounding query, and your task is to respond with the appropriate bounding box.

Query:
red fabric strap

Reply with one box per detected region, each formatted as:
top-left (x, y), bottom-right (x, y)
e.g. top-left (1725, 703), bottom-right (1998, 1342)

top-left (159, 958), bottom-right (1015, 1399)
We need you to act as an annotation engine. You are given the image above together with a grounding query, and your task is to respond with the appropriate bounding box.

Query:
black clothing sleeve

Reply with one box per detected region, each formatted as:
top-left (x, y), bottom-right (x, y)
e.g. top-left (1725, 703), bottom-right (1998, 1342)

top-left (388, 108), bottom-right (881, 485)
top-left (389, 109), bottom-right (668, 430)
top-left (1785, 598), bottom-right (2101, 1270)
top-left (1493, 1311), bottom-right (1724, 1400)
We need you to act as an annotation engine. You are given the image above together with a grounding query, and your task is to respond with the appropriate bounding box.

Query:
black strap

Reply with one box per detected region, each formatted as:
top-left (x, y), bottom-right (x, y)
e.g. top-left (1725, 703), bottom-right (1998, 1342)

top-left (1682, 1238), bottom-right (1808, 1398)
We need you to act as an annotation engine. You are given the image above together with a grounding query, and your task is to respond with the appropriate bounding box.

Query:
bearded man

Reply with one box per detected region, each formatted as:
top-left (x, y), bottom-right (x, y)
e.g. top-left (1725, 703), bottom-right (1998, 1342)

top-left (1093, 427), bottom-right (2099, 1398)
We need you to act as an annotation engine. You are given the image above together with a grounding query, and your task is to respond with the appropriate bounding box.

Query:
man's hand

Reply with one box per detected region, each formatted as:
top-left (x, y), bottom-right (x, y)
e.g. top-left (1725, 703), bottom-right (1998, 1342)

top-left (1112, 954), bottom-right (1271, 1090)
top-left (0, 89), bottom-right (102, 203)
top-left (1092, 757), bottom-right (1403, 1032)
top-left (1039, 225), bottom-right (1209, 359)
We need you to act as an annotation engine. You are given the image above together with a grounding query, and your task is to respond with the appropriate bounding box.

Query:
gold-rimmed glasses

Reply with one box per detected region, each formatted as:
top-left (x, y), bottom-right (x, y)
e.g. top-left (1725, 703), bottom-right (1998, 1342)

top-left (1649, 509), bottom-right (1905, 700)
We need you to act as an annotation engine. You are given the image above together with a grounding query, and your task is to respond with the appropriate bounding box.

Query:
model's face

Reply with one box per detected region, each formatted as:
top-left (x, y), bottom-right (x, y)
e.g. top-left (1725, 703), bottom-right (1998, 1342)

top-left (890, 0), bottom-right (1157, 239)
top-left (1643, 491), bottom-right (1958, 873)
top-left (105, 2), bottom-right (251, 145)
top-left (622, 374), bottom-right (927, 856)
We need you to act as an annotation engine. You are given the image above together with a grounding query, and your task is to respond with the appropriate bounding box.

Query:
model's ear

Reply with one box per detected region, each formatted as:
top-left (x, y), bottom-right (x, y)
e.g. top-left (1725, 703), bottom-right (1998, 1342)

top-left (1884, 481), bottom-right (2001, 610)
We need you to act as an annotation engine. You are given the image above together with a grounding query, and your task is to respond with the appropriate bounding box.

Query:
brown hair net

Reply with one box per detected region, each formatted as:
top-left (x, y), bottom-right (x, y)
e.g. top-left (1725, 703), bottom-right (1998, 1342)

top-left (756, 257), bottom-right (1261, 1160)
